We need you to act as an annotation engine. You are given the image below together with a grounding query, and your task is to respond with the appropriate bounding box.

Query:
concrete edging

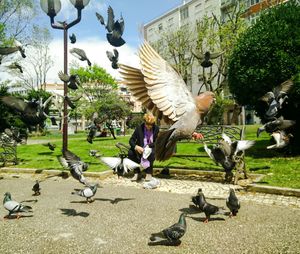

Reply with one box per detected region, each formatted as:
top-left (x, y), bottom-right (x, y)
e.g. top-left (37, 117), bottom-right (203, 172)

top-left (246, 184), bottom-right (300, 197)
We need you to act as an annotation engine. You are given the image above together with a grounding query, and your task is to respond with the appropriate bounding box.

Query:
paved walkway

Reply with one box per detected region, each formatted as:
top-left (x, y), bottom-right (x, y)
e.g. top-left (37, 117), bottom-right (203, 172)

top-left (103, 176), bottom-right (300, 209)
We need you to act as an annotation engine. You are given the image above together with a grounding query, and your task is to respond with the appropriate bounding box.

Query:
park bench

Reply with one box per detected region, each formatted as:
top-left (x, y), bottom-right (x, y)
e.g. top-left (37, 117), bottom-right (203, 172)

top-left (0, 132), bottom-right (18, 166)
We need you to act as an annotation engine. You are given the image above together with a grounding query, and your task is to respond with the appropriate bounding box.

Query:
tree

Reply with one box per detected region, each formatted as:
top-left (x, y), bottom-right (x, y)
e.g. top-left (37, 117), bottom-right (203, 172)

top-left (228, 0), bottom-right (300, 151)
top-left (151, 26), bottom-right (194, 85)
top-left (70, 65), bottom-right (131, 137)
top-left (12, 25), bottom-right (53, 90)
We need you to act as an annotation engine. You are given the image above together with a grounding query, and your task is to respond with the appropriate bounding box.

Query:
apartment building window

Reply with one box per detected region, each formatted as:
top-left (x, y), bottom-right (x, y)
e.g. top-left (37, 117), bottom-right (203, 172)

top-left (180, 7), bottom-right (189, 20)
top-left (168, 17), bottom-right (174, 28)
top-left (248, 0), bottom-right (261, 7)
top-left (158, 23), bottom-right (163, 32)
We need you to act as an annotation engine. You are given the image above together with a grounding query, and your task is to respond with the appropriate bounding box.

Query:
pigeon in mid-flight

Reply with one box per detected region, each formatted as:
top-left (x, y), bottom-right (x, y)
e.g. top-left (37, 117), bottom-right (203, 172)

top-left (0, 40), bottom-right (26, 58)
top-left (99, 154), bottom-right (141, 177)
top-left (70, 48), bottom-right (91, 66)
top-left (42, 142), bottom-right (56, 151)
top-left (71, 183), bottom-right (100, 203)
top-left (267, 130), bottom-right (294, 150)
top-left (3, 192), bottom-right (33, 219)
top-left (69, 33), bottom-right (76, 44)
top-left (58, 150), bottom-right (89, 185)
top-left (119, 41), bottom-right (215, 161)
top-left (149, 213), bottom-right (187, 245)
top-left (58, 71), bottom-right (81, 90)
top-left (106, 49), bottom-right (119, 69)
top-left (96, 6), bottom-right (125, 47)
top-left (32, 180), bottom-right (41, 196)
top-left (7, 62), bottom-right (23, 73)
top-left (193, 51), bottom-right (224, 68)
top-left (0, 95), bottom-right (53, 127)
top-left (192, 189), bottom-right (227, 223)
top-left (226, 188), bottom-right (240, 217)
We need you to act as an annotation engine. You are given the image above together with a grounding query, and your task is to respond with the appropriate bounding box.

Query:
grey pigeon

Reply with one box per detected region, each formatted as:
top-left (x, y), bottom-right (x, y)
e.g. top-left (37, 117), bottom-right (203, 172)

top-left (226, 188), bottom-right (240, 217)
top-left (58, 71), bottom-right (81, 90)
top-left (32, 180), bottom-right (41, 196)
top-left (119, 42), bottom-right (215, 161)
top-left (0, 95), bottom-right (53, 127)
top-left (3, 192), bottom-right (32, 219)
top-left (99, 154), bottom-right (140, 176)
top-left (191, 188), bottom-right (205, 211)
top-left (0, 40), bottom-right (26, 58)
top-left (193, 189), bottom-right (227, 223)
top-left (257, 117), bottom-right (296, 137)
top-left (89, 149), bottom-right (100, 157)
top-left (42, 142), bottom-right (56, 151)
top-left (267, 130), bottom-right (293, 149)
top-left (69, 33), bottom-right (76, 44)
top-left (106, 48), bottom-right (119, 69)
top-left (149, 213), bottom-right (187, 245)
top-left (70, 48), bottom-right (91, 66)
top-left (260, 79), bottom-right (293, 121)
top-left (96, 6), bottom-right (125, 47)
top-left (193, 51), bottom-right (224, 68)
top-left (71, 183), bottom-right (99, 203)
top-left (8, 62), bottom-right (23, 73)
top-left (58, 150), bottom-right (89, 185)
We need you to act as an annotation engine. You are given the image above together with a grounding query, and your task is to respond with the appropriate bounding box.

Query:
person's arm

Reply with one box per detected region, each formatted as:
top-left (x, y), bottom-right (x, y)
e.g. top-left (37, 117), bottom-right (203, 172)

top-left (148, 125), bottom-right (159, 148)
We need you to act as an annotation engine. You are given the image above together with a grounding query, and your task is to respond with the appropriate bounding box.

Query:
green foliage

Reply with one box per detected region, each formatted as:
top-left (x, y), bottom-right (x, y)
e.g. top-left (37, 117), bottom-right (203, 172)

top-left (206, 96), bottom-right (235, 124)
top-left (126, 113), bottom-right (144, 129)
top-left (228, 0), bottom-right (300, 106)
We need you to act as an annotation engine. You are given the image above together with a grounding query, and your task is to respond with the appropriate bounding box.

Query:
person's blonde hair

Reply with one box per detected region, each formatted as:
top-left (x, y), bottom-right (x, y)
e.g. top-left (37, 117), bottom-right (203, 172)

top-left (143, 112), bottom-right (156, 125)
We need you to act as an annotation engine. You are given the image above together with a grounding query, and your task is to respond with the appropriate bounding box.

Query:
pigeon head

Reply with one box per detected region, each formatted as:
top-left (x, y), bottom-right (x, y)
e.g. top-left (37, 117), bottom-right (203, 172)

top-left (3, 192), bottom-right (12, 203)
top-left (82, 163), bottom-right (89, 171)
top-left (197, 188), bottom-right (203, 194)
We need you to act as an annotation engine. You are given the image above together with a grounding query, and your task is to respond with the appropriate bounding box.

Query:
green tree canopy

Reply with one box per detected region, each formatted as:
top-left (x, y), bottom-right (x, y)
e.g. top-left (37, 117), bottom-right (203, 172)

top-left (228, 0), bottom-right (300, 109)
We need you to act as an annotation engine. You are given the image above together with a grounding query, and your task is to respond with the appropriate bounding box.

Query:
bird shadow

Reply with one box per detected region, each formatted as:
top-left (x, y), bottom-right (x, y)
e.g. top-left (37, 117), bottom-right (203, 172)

top-left (4, 214), bottom-right (34, 220)
top-left (179, 205), bottom-right (201, 215)
top-left (148, 240), bottom-right (182, 246)
top-left (94, 197), bottom-right (135, 204)
top-left (70, 200), bottom-right (94, 204)
top-left (20, 199), bottom-right (38, 203)
top-left (59, 208), bottom-right (89, 217)
top-left (38, 152), bottom-right (53, 155)
top-left (189, 215), bottom-right (227, 223)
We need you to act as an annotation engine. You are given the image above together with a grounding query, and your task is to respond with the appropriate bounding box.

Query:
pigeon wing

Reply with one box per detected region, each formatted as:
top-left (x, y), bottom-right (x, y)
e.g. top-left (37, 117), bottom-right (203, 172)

top-left (58, 71), bottom-right (70, 82)
top-left (100, 157), bottom-right (121, 170)
top-left (1, 96), bottom-right (28, 112)
top-left (106, 6), bottom-right (115, 32)
top-left (122, 158), bottom-right (140, 173)
top-left (106, 51), bottom-right (114, 61)
top-left (222, 133), bottom-right (232, 145)
top-left (63, 150), bottom-right (81, 162)
top-left (95, 12), bottom-right (105, 25)
top-left (113, 48), bottom-right (119, 59)
top-left (119, 41), bottom-right (195, 123)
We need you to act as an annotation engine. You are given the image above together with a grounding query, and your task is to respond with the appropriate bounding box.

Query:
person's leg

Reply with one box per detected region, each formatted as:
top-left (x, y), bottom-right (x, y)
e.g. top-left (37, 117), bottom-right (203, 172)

top-left (131, 168), bottom-right (141, 181)
top-left (144, 163), bottom-right (153, 181)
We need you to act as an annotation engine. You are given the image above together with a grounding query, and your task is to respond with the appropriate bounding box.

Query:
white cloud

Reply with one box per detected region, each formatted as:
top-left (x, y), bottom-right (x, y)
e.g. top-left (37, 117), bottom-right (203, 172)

top-left (47, 36), bottom-right (139, 83)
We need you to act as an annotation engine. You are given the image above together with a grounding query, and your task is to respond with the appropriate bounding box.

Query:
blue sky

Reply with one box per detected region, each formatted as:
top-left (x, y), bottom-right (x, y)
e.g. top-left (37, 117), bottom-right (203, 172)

top-left (34, 0), bottom-right (184, 83)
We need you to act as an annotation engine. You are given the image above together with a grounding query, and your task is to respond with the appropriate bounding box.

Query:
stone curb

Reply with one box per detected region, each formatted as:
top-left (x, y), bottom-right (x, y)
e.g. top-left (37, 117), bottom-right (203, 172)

top-left (1, 167), bottom-right (299, 197)
top-left (246, 184), bottom-right (300, 197)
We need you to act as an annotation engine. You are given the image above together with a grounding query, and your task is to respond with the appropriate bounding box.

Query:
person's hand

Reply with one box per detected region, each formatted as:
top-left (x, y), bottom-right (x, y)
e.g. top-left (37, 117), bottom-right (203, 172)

top-left (135, 145), bottom-right (144, 154)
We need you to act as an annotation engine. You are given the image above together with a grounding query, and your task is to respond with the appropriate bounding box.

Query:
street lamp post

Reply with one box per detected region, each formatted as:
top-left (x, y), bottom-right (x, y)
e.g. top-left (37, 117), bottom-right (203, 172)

top-left (40, 0), bottom-right (90, 152)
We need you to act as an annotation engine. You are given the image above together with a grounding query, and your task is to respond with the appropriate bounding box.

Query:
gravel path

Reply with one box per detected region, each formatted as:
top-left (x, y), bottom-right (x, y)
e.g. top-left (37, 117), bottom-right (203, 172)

top-left (0, 174), bottom-right (299, 254)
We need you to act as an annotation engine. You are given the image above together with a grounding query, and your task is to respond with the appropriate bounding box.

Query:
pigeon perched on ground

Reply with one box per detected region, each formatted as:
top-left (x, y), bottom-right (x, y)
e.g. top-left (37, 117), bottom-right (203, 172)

top-left (7, 62), bottom-right (23, 73)
top-left (32, 180), bottom-right (41, 196)
top-left (143, 177), bottom-right (160, 189)
top-left (257, 117), bottom-right (296, 137)
top-left (119, 41), bottom-right (215, 161)
top-left (226, 188), bottom-right (240, 217)
top-left (0, 95), bottom-right (53, 127)
top-left (58, 71), bottom-right (81, 90)
top-left (0, 40), bottom-right (26, 58)
top-left (267, 130), bottom-right (293, 149)
top-left (69, 33), bottom-right (76, 44)
top-left (71, 183), bottom-right (99, 203)
top-left (96, 6), bottom-right (125, 47)
top-left (260, 79), bottom-right (293, 121)
top-left (149, 213), bottom-right (187, 245)
top-left (98, 154), bottom-right (140, 176)
top-left (58, 150), bottom-right (89, 185)
top-left (193, 189), bottom-right (227, 223)
top-left (42, 142), bottom-right (56, 151)
top-left (106, 49), bottom-right (119, 69)
top-left (3, 192), bottom-right (32, 219)
top-left (193, 51), bottom-right (224, 68)
top-left (70, 48), bottom-right (91, 66)
top-left (191, 188), bottom-right (205, 210)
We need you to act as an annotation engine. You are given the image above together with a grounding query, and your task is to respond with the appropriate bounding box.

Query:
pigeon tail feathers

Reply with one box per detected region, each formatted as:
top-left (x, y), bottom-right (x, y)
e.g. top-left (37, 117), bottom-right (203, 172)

top-left (155, 129), bottom-right (176, 161)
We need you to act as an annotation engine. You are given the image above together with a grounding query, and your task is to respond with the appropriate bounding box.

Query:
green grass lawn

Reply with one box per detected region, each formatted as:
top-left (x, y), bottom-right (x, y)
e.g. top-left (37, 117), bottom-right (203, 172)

top-left (5, 125), bottom-right (300, 189)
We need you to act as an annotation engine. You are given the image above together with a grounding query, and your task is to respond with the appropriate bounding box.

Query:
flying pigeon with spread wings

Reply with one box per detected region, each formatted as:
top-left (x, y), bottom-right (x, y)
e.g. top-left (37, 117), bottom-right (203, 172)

top-left (119, 42), bottom-right (215, 161)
